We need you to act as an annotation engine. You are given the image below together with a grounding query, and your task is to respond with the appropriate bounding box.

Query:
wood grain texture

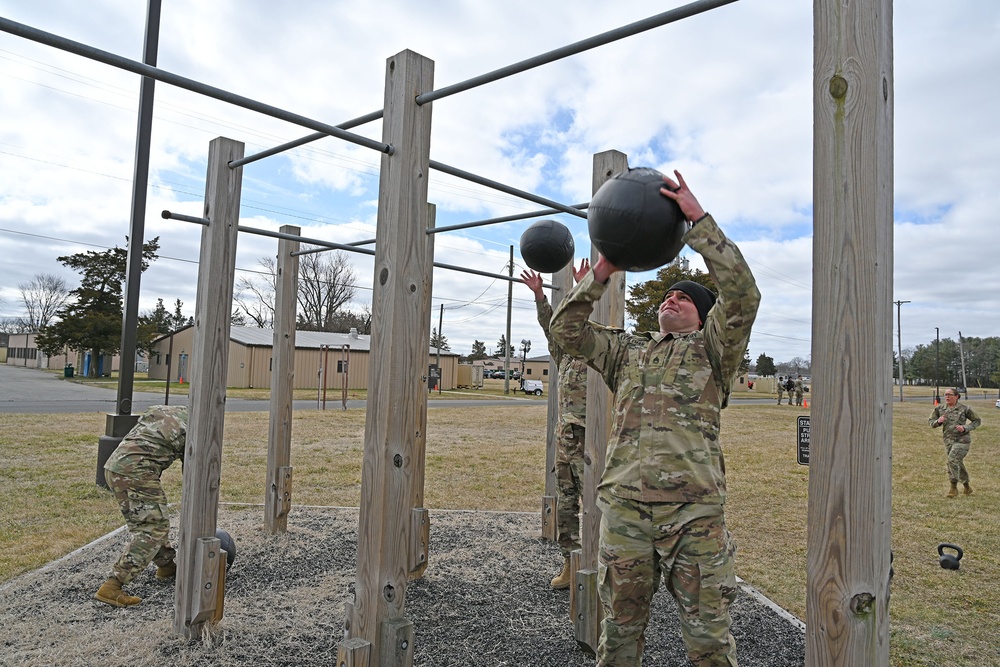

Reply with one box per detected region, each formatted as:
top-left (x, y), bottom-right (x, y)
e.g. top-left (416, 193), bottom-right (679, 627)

top-left (174, 137), bottom-right (244, 637)
top-left (808, 1), bottom-right (893, 664)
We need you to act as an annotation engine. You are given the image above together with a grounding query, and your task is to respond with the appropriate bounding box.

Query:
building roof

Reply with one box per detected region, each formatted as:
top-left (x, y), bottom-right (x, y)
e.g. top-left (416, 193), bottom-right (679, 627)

top-left (162, 325), bottom-right (457, 356)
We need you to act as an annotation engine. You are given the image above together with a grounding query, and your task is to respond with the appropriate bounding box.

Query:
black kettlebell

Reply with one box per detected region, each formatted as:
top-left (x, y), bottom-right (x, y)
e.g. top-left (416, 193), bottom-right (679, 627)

top-left (937, 543), bottom-right (963, 570)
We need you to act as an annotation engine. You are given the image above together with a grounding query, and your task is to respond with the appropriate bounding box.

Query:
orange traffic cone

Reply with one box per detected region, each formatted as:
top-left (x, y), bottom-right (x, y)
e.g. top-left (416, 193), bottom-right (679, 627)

top-left (803, 398), bottom-right (808, 408)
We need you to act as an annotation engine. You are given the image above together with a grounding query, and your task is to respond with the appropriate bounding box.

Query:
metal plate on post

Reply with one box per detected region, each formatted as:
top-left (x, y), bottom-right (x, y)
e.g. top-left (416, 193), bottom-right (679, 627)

top-left (797, 416), bottom-right (810, 466)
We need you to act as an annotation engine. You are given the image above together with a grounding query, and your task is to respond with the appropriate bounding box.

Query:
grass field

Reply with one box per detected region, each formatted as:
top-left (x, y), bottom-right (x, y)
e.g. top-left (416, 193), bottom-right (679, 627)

top-left (1, 398), bottom-right (997, 666)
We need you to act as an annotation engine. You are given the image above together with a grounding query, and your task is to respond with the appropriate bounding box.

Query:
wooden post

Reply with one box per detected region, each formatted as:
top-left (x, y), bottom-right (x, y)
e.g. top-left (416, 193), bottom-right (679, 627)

top-left (341, 50), bottom-right (433, 667)
top-left (573, 150), bottom-right (629, 653)
top-left (808, 1), bottom-right (893, 665)
top-left (265, 225), bottom-right (300, 534)
top-left (541, 263), bottom-right (573, 541)
top-left (173, 136), bottom-right (244, 638)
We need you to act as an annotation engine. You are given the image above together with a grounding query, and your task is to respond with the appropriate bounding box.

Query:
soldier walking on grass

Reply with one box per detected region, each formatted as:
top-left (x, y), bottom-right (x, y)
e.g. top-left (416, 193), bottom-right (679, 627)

top-left (793, 375), bottom-right (804, 407)
top-left (929, 388), bottom-right (981, 497)
top-left (776, 377), bottom-right (785, 405)
top-left (551, 171), bottom-right (759, 666)
top-left (94, 405), bottom-right (187, 607)
top-left (522, 259), bottom-right (590, 590)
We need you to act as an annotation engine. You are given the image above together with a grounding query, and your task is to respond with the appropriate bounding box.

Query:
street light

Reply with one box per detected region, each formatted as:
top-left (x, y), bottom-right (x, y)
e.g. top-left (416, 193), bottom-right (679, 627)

top-left (520, 339), bottom-right (531, 388)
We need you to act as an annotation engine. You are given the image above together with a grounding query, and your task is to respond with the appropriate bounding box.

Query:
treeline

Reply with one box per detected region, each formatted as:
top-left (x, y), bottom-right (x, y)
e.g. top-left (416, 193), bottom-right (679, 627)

top-left (902, 336), bottom-right (1000, 389)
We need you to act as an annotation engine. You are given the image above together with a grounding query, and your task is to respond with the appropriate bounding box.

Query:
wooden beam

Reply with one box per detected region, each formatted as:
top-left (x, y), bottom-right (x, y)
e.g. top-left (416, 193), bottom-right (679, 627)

top-left (808, 0), bottom-right (893, 664)
top-left (573, 149), bottom-right (628, 653)
top-left (342, 50), bottom-right (434, 667)
top-left (265, 225), bottom-right (300, 534)
top-left (173, 136), bottom-right (244, 638)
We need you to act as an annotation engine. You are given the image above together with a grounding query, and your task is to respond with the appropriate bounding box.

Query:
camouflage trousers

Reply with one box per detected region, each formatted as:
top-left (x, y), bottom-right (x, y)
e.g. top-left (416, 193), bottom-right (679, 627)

top-left (595, 494), bottom-right (738, 667)
top-left (944, 441), bottom-right (970, 484)
top-left (105, 470), bottom-right (175, 585)
top-left (554, 423), bottom-right (585, 557)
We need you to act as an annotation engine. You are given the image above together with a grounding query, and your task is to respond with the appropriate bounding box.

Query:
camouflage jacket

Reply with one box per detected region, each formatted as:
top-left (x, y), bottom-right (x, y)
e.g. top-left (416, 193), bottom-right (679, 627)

top-left (535, 297), bottom-right (588, 427)
top-left (929, 402), bottom-right (981, 445)
top-left (105, 405), bottom-right (188, 478)
top-left (550, 214), bottom-right (760, 504)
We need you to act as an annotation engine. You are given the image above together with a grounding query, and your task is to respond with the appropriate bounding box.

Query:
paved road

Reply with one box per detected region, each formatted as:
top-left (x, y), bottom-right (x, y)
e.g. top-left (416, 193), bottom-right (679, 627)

top-left (0, 364), bottom-right (543, 414)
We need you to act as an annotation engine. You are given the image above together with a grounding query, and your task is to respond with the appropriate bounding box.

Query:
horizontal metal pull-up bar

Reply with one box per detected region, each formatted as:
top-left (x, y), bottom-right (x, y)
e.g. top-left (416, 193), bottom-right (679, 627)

top-left (429, 160), bottom-right (588, 219)
top-left (0, 17), bottom-right (393, 156)
top-left (161, 211), bottom-right (557, 288)
top-left (429, 202), bottom-right (590, 235)
top-left (415, 0), bottom-right (739, 105)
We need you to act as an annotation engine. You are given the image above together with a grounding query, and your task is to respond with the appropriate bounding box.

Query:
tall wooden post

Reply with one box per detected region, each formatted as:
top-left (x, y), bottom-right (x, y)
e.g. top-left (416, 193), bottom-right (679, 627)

top-left (265, 225), bottom-right (300, 534)
top-left (541, 264), bottom-right (573, 542)
top-left (808, 1), bottom-right (893, 664)
top-left (173, 136), bottom-right (244, 638)
top-left (573, 150), bottom-right (628, 653)
top-left (339, 50), bottom-right (433, 667)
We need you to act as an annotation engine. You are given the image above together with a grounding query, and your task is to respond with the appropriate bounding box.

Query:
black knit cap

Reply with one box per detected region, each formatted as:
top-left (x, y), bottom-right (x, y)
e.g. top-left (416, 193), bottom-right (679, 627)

top-left (664, 281), bottom-right (716, 329)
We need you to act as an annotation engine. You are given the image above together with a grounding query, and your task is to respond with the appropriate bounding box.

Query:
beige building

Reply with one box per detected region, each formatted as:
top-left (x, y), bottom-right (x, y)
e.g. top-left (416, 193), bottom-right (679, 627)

top-left (4, 332), bottom-right (119, 373)
top-left (148, 325), bottom-right (460, 391)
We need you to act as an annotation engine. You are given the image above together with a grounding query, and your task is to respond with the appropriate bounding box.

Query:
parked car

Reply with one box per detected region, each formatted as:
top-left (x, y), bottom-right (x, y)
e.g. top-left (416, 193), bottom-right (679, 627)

top-left (522, 380), bottom-right (544, 396)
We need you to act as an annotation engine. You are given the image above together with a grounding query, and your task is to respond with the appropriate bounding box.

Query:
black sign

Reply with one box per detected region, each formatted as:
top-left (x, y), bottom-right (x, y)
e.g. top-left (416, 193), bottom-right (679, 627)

top-left (796, 416), bottom-right (810, 465)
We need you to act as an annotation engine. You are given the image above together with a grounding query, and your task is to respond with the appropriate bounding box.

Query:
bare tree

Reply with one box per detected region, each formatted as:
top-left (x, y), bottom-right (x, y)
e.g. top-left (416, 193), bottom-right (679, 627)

top-left (234, 257), bottom-right (277, 328)
top-left (18, 273), bottom-right (69, 331)
top-left (296, 251), bottom-right (357, 331)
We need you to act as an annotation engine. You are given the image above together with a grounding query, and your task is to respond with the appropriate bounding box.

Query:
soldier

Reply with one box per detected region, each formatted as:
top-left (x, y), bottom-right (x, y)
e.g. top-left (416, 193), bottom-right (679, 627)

top-left (776, 376), bottom-right (785, 405)
top-left (794, 375), bottom-right (804, 407)
top-left (521, 258), bottom-right (590, 589)
top-left (929, 388), bottom-right (981, 497)
top-left (94, 405), bottom-right (187, 607)
top-left (551, 170), bottom-right (759, 666)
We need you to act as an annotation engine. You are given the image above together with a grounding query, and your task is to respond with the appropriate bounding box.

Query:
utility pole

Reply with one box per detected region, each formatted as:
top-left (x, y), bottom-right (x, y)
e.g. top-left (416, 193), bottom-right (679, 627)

top-left (436, 303), bottom-right (443, 394)
top-left (504, 245), bottom-right (513, 395)
top-left (957, 331), bottom-right (968, 399)
top-left (894, 300), bottom-right (910, 402)
top-left (935, 327), bottom-right (940, 404)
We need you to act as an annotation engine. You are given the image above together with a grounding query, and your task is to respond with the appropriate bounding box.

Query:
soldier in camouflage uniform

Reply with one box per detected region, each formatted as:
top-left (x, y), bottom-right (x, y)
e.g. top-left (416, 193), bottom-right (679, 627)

top-left (521, 259), bottom-right (591, 589)
top-left (550, 171), bottom-right (759, 666)
top-left (929, 388), bottom-right (981, 497)
top-left (94, 405), bottom-right (187, 607)
top-left (775, 377), bottom-right (785, 405)
top-left (793, 375), bottom-right (804, 407)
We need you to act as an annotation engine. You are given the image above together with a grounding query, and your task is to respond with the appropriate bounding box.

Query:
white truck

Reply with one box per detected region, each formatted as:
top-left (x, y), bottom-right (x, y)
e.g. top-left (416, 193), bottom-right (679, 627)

top-left (521, 379), bottom-right (544, 396)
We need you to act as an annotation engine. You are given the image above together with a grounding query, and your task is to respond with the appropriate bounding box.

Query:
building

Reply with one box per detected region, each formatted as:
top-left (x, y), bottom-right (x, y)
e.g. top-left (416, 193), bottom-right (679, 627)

top-left (148, 325), bottom-right (460, 390)
top-left (4, 332), bottom-right (119, 373)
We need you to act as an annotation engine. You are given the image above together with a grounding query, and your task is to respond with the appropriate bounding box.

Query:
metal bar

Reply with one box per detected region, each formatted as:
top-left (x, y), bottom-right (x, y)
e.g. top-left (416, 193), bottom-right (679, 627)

top-left (429, 202), bottom-right (589, 235)
top-left (429, 160), bottom-right (587, 219)
top-left (416, 0), bottom-right (739, 105)
top-left (0, 17), bottom-right (394, 156)
top-left (163, 212), bottom-right (558, 287)
top-left (229, 108), bottom-right (385, 168)
top-left (291, 237), bottom-right (376, 256)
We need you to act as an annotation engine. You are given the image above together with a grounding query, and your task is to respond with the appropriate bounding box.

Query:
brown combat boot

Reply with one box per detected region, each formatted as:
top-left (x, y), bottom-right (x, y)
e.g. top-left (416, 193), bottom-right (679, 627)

top-left (550, 558), bottom-right (572, 590)
top-left (155, 562), bottom-right (176, 580)
top-left (963, 483), bottom-right (974, 496)
top-left (947, 482), bottom-right (959, 498)
top-left (94, 577), bottom-right (141, 607)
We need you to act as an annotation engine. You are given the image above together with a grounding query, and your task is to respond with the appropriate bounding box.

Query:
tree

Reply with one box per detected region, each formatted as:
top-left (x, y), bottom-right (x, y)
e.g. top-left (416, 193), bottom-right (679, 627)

top-left (495, 334), bottom-right (514, 359)
top-left (171, 299), bottom-right (192, 329)
top-left (625, 262), bottom-right (716, 332)
top-left (430, 327), bottom-right (450, 352)
top-left (755, 353), bottom-right (776, 377)
top-left (18, 273), bottom-right (69, 331)
top-left (235, 256), bottom-right (276, 328)
top-left (740, 348), bottom-right (751, 375)
top-left (36, 238), bottom-right (160, 376)
top-left (468, 340), bottom-right (488, 361)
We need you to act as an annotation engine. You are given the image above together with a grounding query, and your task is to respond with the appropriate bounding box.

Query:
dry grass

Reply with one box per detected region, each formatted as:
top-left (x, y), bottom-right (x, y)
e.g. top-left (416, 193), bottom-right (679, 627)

top-left (2, 400), bottom-right (998, 666)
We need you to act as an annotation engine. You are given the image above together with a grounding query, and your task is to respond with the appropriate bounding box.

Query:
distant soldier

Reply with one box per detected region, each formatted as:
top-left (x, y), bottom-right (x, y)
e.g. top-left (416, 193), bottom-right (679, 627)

top-left (929, 388), bottom-right (981, 497)
top-left (95, 405), bottom-right (187, 607)
top-left (521, 259), bottom-right (590, 589)
top-left (776, 376), bottom-right (786, 405)
top-left (794, 375), bottom-right (805, 406)
top-left (785, 376), bottom-right (796, 405)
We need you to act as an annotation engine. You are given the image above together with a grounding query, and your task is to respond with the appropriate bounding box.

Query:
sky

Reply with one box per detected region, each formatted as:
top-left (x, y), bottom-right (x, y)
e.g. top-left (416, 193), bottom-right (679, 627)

top-left (1, 1), bottom-right (998, 368)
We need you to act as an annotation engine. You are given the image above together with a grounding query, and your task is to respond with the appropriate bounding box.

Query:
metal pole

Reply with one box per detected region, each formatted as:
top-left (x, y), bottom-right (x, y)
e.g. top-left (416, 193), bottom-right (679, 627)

top-left (935, 327), bottom-right (940, 403)
top-left (428, 203), bottom-right (589, 235)
top-left (437, 303), bottom-right (443, 395)
top-left (164, 329), bottom-right (173, 405)
top-left (504, 246), bottom-right (513, 395)
top-left (322, 344), bottom-right (330, 409)
top-left (894, 300), bottom-right (909, 402)
top-left (116, 0), bottom-right (161, 419)
top-left (958, 331), bottom-right (968, 399)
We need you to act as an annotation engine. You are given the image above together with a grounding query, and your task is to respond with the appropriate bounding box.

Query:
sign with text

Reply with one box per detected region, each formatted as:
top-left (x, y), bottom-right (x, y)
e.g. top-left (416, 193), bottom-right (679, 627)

top-left (796, 416), bottom-right (810, 466)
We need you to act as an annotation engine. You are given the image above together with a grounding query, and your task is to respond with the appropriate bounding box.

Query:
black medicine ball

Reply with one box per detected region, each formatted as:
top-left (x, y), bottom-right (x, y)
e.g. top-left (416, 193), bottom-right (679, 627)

top-left (216, 528), bottom-right (237, 569)
top-left (519, 219), bottom-right (575, 273)
top-left (588, 167), bottom-right (687, 271)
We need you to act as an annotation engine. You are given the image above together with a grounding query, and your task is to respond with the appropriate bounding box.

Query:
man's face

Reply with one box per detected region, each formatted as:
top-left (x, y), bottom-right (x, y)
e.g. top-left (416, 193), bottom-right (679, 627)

top-left (658, 290), bottom-right (701, 334)
top-left (944, 390), bottom-right (958, 406)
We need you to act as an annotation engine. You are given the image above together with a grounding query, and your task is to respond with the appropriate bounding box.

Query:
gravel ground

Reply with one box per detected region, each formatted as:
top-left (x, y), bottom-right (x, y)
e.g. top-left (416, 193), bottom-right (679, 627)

top-left (0, 506), bottom-right (805, 666)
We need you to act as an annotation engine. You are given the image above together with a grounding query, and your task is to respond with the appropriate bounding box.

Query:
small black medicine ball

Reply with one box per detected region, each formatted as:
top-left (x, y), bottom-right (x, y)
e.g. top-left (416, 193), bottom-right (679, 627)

top-left (216, 528), bottom-right (237, 569)
top-left (519, 219), bottom-right (575, 273)
top-left (588, 167), bottom-right (687, 272)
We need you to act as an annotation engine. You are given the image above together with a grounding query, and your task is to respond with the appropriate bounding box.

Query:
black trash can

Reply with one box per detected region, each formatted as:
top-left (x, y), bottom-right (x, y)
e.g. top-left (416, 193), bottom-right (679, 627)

top-left (63, 364), bottom-right (74, 378)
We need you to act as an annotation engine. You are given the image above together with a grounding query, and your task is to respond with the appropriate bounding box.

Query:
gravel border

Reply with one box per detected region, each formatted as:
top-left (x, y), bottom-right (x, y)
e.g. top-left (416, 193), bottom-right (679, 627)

top-left (0, 506), bottom-right (805, 666)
